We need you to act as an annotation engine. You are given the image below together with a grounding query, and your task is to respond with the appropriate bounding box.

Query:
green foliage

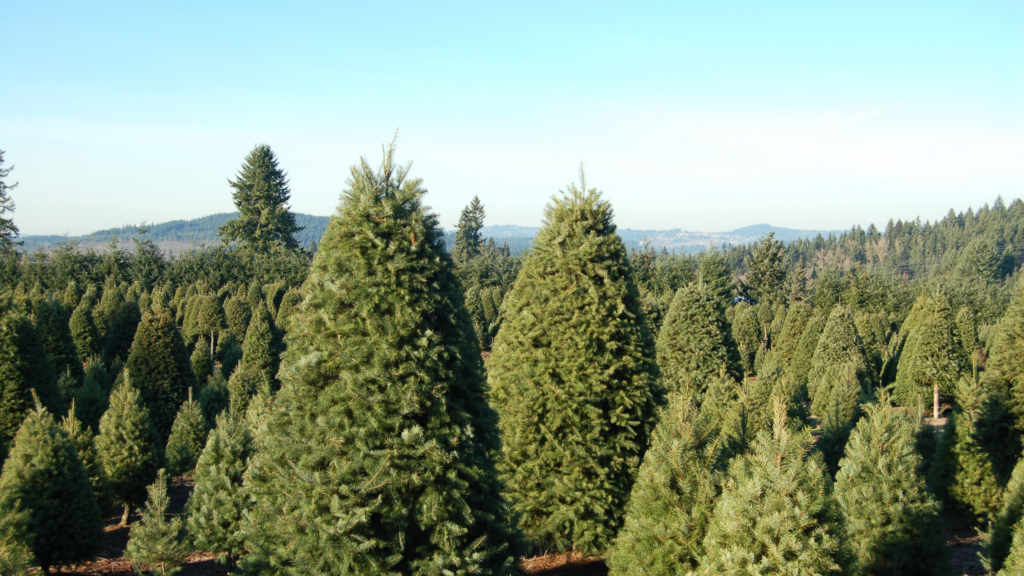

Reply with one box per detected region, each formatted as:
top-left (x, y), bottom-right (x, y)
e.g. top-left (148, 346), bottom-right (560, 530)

top-left (772, 300), bottom-right (811, 374)
top-left (0, 483), bottom-right (33, 575)
top-left (0, 150), bottom-right (20, 251)
top-left (608, 394), bottom-right (723, 575)
top-left (33, 297), bottom-right (85, 385)
top-left (102, 300), bottom-right (142, 366)
top-left (0, 406), bottom-right (103, 572)
top-left (240, 305), bottom-right (277, 386)
top-left (894, 294), bottom-right (962, 410)
top-left (453, 195), bottom-right (485, 264)
top-left (58, 368), bottom-right (78, 407)
top-left (164, 391), bottom-right (209, 478)
top-left (61, 407), bottom-right (112, 516)
top-left (656, 283), bottom-right (742, 398)
top-left (198, 372), bottom-right (230, 426)
top-left (944, 375), bottom-right (1003, 522)
top-left (274, 287), bottom-right (301, 332)
top-left (126, 308), bottom-right (198, 441)
top-left (731, 302), bottom-right (760, 375)
top-left (697, 247), bottom-right (733, 305)
top-left (984, 278), bottom-right (1024, 423)
top-left (999, 521), bottom-right (1024, 575)
top-left (195, 293), bottom-right (225, 349)
top-left (696, 400), bottom-right (843, 575)
top-left (222, 294), bottom-right (251, 342)
top-left (815, 362), bottom-right (868, 475)
top-left (96, 373), bottom-right (161, 519)
top-left (74, 359), bottom-right (111, 433)
top-left (745, 232), bottom-right (788, 304)
top-left (125, 469), bottom-right (190, 576)
top-left (226, 365), bottom-right (264, 416)
top-left (786, 308), bottom-right (828, 387)
top-left (985, 455), bottom-right (1024, 572)
top-left (94, 277), bottom-right (124, 341)
top-left (70, 289), bottom-right (102, 359)
top-left (488, 172), bottom-right (659, 555)
top-left (242, 146), bottom-right (517, 575)
top-left (834, 398), bottom-right (944, 575)
top-left (187, 411), bottom-right (253, 569)
top-left (218, 144), bottom-right (303, 253)
top-left (190, 337), bottom-right (213, 383)
top-left (807, 305), bottom-right (870, 408)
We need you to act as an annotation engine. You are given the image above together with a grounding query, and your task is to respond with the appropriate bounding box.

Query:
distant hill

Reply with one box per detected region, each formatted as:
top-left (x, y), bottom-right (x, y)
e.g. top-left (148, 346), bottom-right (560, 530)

top-left (18, 214), bottom-right (838, 256)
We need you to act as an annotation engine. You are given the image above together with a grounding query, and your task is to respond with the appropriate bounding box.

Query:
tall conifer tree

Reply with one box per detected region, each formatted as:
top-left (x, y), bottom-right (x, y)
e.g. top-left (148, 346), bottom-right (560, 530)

top-left (986, 455), bottom-right (1024, 572)
top-left (807, 305), bottom-right (870, 409)
top-left (70, 288), bottom-right (102, 360)
top-left (453, 195), bottom-right (485, 264)
top-left (164, 390), bottom-right (209, 479)
top-left (33, 297), bottom-right (84, 385)
top-left (787, 308), bottom-right (828, 388)
top-left (773, 300), bottom-right (812, 373)
top-left (218, 144), bottom-right (303, 252)
top-left (126, 308), bottom-right (198, 441)
top-left (894, 294), bottom-right (961, 418)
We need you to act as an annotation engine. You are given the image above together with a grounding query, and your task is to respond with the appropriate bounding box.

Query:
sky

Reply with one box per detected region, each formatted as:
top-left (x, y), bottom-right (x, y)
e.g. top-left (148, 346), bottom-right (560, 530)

top-left (3, 1), bottom-right (1023, 236)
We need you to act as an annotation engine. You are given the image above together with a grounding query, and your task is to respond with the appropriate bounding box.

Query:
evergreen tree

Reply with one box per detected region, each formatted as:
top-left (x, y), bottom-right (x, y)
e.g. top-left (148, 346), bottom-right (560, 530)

top-left (74, 360), bottom-right (111, 433)
top-left (0, 150), bottom-right (20, 251)
top-left (815, 361), bottom-right (867, 475)
top-left (697, 399), bottom-right (843, 575)
top-left (242, 145), bottom-right (517, 574)
top-left (96, 373), bottom-right (161, 525)
top-left (125, 469), bottom-right (190, 576)
top-left (488, 171), bottom-right (659, 555)
top-left (453, 195), bottom-right (485, 264)
top-left (985, 455), bottom-right (1024, 572)
top-left (33, 297), bottom-right (85, 385)
top-left (187, 411), bottom-right (253, 570)
top-left (240, 305), bottom-right (277, 386)
top-left (274, 288), bottom-right (302, 333)
top-left (223, 294), bottom-right (252, 342)
top-left (787, 308), bottom-right (828, 388)
top-left (94, 277), bottom-right (124, 341)
top-left (191, 336), bottom-right (214, 383)
top-left (101, 300), bottom-right (141, 365)
top-left (955, 306), bottom-right (978, 364)
top-left (656, 283), bottom-right (742, 398)
top-left (999, 521), bottom-right (1024, 576)
top-left (70, 289), bottom-right (102, 359)
top-left (943, 374), bottom-right (1003, 522)
top-left (61, 407), bottom-right (112, 516)
top-left (807, 305), bottom-right (870, 409)
top-left (218, 144), bottom-right (303, 253)
top-left (0, 406), bottom-right (103, 574)
top-left (772, 300), bottom-right (812, 373)
top-left (745, 232), bottom-right (788, 305)
top-left (983, 278), bottom-right (1024, 423)
top-left (731, 302), bottom-right (760, 375)
top-left (608, 394), bottom-right (724, 575)
top-left (198, 371), bottom-right (230, 426)
top-left (126, 308), bottom-right (198, 441)
top-left (0, 484), bottom-right (33, 575)
top-left (227, 365), bottom-right (264, 415)
top-left (697, 247), bottom-right (732, 306)
top-left (164, 390), bottom-right (209, 479)
top-left (57, 368), bottom-right (78, 407)
top-left (834, 397), bottom-right (944, 575)
top-left (195, 293), bottom-right (225, 355)
top-left (894, 294), bottom-right (961, 418)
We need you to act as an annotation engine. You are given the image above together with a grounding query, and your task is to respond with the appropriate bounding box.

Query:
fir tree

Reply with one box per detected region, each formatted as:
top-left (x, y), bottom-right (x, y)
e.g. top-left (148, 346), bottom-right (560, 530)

top-left (164, 390), bottom-right (209, 479)
top-left (126, 308), bottom-right (198, 441)
top-left (70, 289), bottom-right (102, 359)
top-left (242, 145), bottom-right (517, 574)
top-left (58, 368), bottom-right (78, 407)
top-left (984, 278), bottom-right (1024, 423)
top-left (815, 361), bottom-right (867, 475)
top-left (999, 522), bottom-right (1024, 576)
top-left (697, 399), bottom-right (843, 575)
top-left (125, 469), bottom-right (190, 576)
top-left (222, 295), bottom-right (252, 342)
top-left (697, 247), bottom-right (732, 306)
top-left (240, 305), bottom-right (277, 386)
top-left (74, 360), bottom-right (111, 433)
top-left (274, 288), bottom-right (302, 333)
top-left (218, 144), bottom-right (303, 253)
top-left (488, 170), bottom-right (659, 555)
top-left (985, 455), bottom-right (1024, 572)
top-left (944, 374), bottom-right (1003, 522)
top-left (191, 336), bottom-right (214, 383)
top-left (61, 406), bottom-right (112, 516)
top-left (894, 294), bottom-right (961, 418)
top-left (807, 305), bottom-right (870, 410)
top-left (731, 302), bottom-right (760, 375)
top-left (195, 293), bottom-right (225, 355)
top-left (745, 232), bottom-right (788, 305)
top-left (656, 283), bottom-right (742, 398)
top-left (834, 397), bottom-right (944, 575)
top-left (772, 300), bottom-right (812, 374)
top-left (787, 308), bottom-right (828, 388)
top-left (187, 411), bottom-right (253, 570)
top-left (0, 150), bottom-right (19, 251)
top-left (96, 373), bottom-right (161, 525)
top-left (198, 371), bottom-right (230, 426)
top-left (227, 365), bottom-right (264, 415)
top-left (101, 300), bottom-right (141, 365)
top-left (94, 277), bottom-right (124, 341)
top-left (608, 394), bottom-right (724, 575)
top-left (0, 405), bottom-right (103, 574)
top-left (33, 297), bottom-right (85, 385)
top-left (453, 195), bottom-right (485, 264)
top-left (0, 484), bottom-right (33, 575)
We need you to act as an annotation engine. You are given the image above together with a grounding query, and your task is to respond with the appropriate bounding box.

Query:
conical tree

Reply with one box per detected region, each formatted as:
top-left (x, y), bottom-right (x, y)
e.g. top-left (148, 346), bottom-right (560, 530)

top-left (608, 394), bottom-right (724, 575)
top-left (656, 283), bottom-right (742, 398)
top-left (834, 396), bottom-right (944, 575)
top-left (697, 247), bottom-right (733, 306)
top-left (487, 170), bottom-right (660, 555)
top-left (70, 289), bottom-right (102, 360)
top-left (241, 145), bottom-right (517, 575)
top-left (195, 293), bottom-right (225, 355)
top-left (0, 483), bottom-right (33, 574)
top-left (452, 195), bottom-right (485, 264)
top-left (815, 361), bottom-right (868, 475)
top-left (198, 371), bottom-right (230, 426)
top-left (999, 522), bottom-right (1024, 576)
top-left (125, 469), bottom-right (190, 576)
top-left (101, 300), bottom-right (141, 366)
top-left (773, 300), bottom-right (812, 373)
top-left (96, 372), bottom-right (161, 525)
top-left (74, 360), bottom-right (111, 433)
top-left (894, 294), bottom-right (961, 418)
top-left (33, 297), bottom-right (85, 385)
top-left (985, 455), bottom-right (1024, 572)
top-left (807, 305), bottom-right (870, 408)
top-left (696, 399), bottom-right (843, 575)
top-left (787, 308), bottom-right (828, 388)
top-left (983, 278), bottom-right (1024, 422)
top-left (731, 302), bottom-right (760, 375)
top-left (218, 144), bottom-right (303, 253)
top-left (227, 364), bottom-right (264, 416)
top-left (191, 336), bottom-right (214, 383)
top-left (187, 411), bottom-right (253, 570)
top-left (126, 308), bottom-right (198, 441)
top-left (222, 295), bottom-right (252, 342)
top-left (240, 305), bottom-right (277, 386)
top-left (94, 277), bottom-right (124, 341)
top-left (0, 405), bottom-right (103, 574)
top-left (164, 389), bottom-right (209, 479)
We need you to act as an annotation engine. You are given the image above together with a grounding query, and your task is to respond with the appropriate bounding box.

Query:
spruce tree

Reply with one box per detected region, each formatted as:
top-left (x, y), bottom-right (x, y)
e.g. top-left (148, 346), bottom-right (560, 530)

top-left (96, 373), bottom-right (161, 525)
top-left (697, 399), bottom-right (843, 575)
top-left (608, 394), bottom-right (724, 575)
top-left (0, 484), bottom-right (33, 575)
top-left (191, 336), bottom-right (214, 383)
top-left (787, 308), bottom-right (828, 388)
top-left (488, 171), bottom-right (659, 555)
top-left (0, 405), bottom-right (103, 574)
top-left (656, 283), bottom-right (742, 398)
top-left (218, 144), bottom-right (303, 253)
top-left (70, 288), bottom-right (102, 359)
top-left (834, 397), bottom-right (944, 575)
top-left (164, 390), bottom-right (209, 479)
top-left (807, 305), bottom-right (870, 409)
top-left (986, 455), bottom-right (1024, 572)
top-left (126, 308), bottom-right (198, 441)
top-left (125, 469), bottom-right (190, 576)
top-left (101, 300), bottom-right (141, 365)
top-left (453, 195), bottom-right (485, 264)
top-left (241, 145), bottom-right (517, 574)
top-left (33, 297), bottom-right (85, 385)
top-left (187, 411), bottom-right (253, 570)
top-left (894, 294), bottom-right (961, 418)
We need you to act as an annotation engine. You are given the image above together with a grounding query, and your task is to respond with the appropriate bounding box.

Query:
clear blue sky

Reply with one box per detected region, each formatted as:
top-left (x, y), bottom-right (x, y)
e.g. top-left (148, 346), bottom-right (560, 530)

top-left (4, 1), bottom-right (1022, 236)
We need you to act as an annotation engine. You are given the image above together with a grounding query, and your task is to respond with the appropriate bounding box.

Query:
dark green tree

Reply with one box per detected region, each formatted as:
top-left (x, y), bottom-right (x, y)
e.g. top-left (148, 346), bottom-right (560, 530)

top-left (999, 524), bottom-right (1024, 576)
top-left (488, 170), bottom-right (659, 555)
top-left (227, 365), bottom-right (264, 416)
top-left (608, 394), bottom-right (724, 575)
top-left (191, 337), bottom-right (214, 383)
top-left (697, 247), bottom-right (732, 305)
top-left (815, 361), bottom-right (868, 475)
top-left (218, 144), bottom-right (303, 253)
top-left (985, 455), bottom-right (1024, 572)
top-left (195, 293), bottom-right (225, 355)
top-left (96, 373), bottom-right (161, 525)
top-left (773, 300), bottom-right (812, 373)
top-left (894, 294), bottom-right (961, 418)
top-left (786, 308), bottom-right (828, 388)
top-left (73, 359), bottom-right (111, 433)
top-left (101, 300), bottom-right (142, 366)
top-left (983, 278), bottom-right (1024, 423)
top-left (61, 407), bottom-right (112, 516)
top-left (453, 195), bottom-right (485, 264)
top-left (0, 482), bottom-right (33, 574)
top-left (94, 277), bottom-right (124, 341)
top-left (198, 371), bottom-right (230, 426)
top-left (164, 390), bottom-right (209, 479)
top-left (125, 469), bottom-right (190, 576)
top-left (656, 283), bottom-right (742, 398)
top-left (745, 232), bottom-right (788, 305)
top-left (33, 297), bottom-right (85, 385)
top-left (126, 308), bottom-right (198, 441)
top-left (834, 397), bottom-right (944, 575)
top-left (70, 289), bottom-right (102, 360)
top-left (241, 145), bottom-right (517, 575)
top-left (807, 305), bottom-right (870, 410)
top-left (222, 294), bottom-right (252, 343)
top-left (240, 305), bottom-right (277, 386)
top-left (0, 406), bottom-right (103, 574)
top-left (0, 150), bottom-right (20, 251)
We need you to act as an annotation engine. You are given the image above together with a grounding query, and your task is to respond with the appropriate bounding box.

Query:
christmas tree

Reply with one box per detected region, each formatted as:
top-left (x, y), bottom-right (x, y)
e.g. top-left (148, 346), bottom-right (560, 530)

top-left (125, 469), bottom-right (190, 576)
top-left (985, 455), bottom-right (1024, 572)
top-left (164, 389), bottom-right (209, 479)
top-left (126, 308), bottom-right (198, 441)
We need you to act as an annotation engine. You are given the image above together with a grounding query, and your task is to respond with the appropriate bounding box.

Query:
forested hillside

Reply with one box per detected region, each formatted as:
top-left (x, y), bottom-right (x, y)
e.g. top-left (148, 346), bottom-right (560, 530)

top-left (2, 144), bottom-right (1024, 575)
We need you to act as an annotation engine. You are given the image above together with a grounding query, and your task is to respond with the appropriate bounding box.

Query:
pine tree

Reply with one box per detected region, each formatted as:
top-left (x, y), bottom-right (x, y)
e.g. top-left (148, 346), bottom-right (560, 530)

top-left (656, 283), bottom-right (742, 398)
top-left (807, 305), bottom-right (870, 410)
top-left (70, 288), bottom-right (102, 359)
top-left (126, 308), bottom-right (198, 441)
top-left (772, 300), bottom-right (812, 373)
top-left (191, 337), bottom-right (214, 383)
top-left (96, 373), bottom-right (161, 525)
top-left (187, 411), bottom-right (253, 570)
top-left (33, 297), bottom-right (85, 385)
top-left (453, 195), bottom-right (485, 264)
top-left (0, 405), bottom-right (103, 574)
top-left (985, 455), bottom-right (1024, 572)
top-left (164, 390), bottom-right (209, 479)
top-left (834, 397), bottom-right (944, 575)
top-left (999, 521), bottom-right (1024, 576)
top-left (787, 308), bottom-right (828, 388)
top-left (218, 144), bottom-right (303, 253)
top-left (696, 399), bottom-right (843, 575)
top-left (488, 170), bottom-right (659, 555)
top-left (894, 294), bottom-right (961, 418)
top-left (198, 372), bottom-right (230, 426)
top-left (101, 300), bottom-right (141, 365)
top-left (125, 469), bottom-right (190, 576)
top-left (241, 145), bottom-right (517, 575)
top-left (608, 394), bottom-right (724, 575)
top-left (0, 484), bottom-right (33, 575)
top-left (731, 302), bottom-right (760, 375)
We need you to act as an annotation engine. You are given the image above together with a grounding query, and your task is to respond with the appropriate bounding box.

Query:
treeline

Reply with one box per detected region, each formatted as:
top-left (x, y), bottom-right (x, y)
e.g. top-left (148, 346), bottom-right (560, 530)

top-left (2, 143), bottom-right (1024, 575)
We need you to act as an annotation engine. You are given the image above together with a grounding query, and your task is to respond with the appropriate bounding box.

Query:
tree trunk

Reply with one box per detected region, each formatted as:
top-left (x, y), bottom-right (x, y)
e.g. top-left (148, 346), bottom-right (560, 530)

top-left (210, 330), bottom-right (215, 356)
top-left (121, 502), bottom-right (131, 526)
top-left (934, 383), bottom-right (940, 420)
